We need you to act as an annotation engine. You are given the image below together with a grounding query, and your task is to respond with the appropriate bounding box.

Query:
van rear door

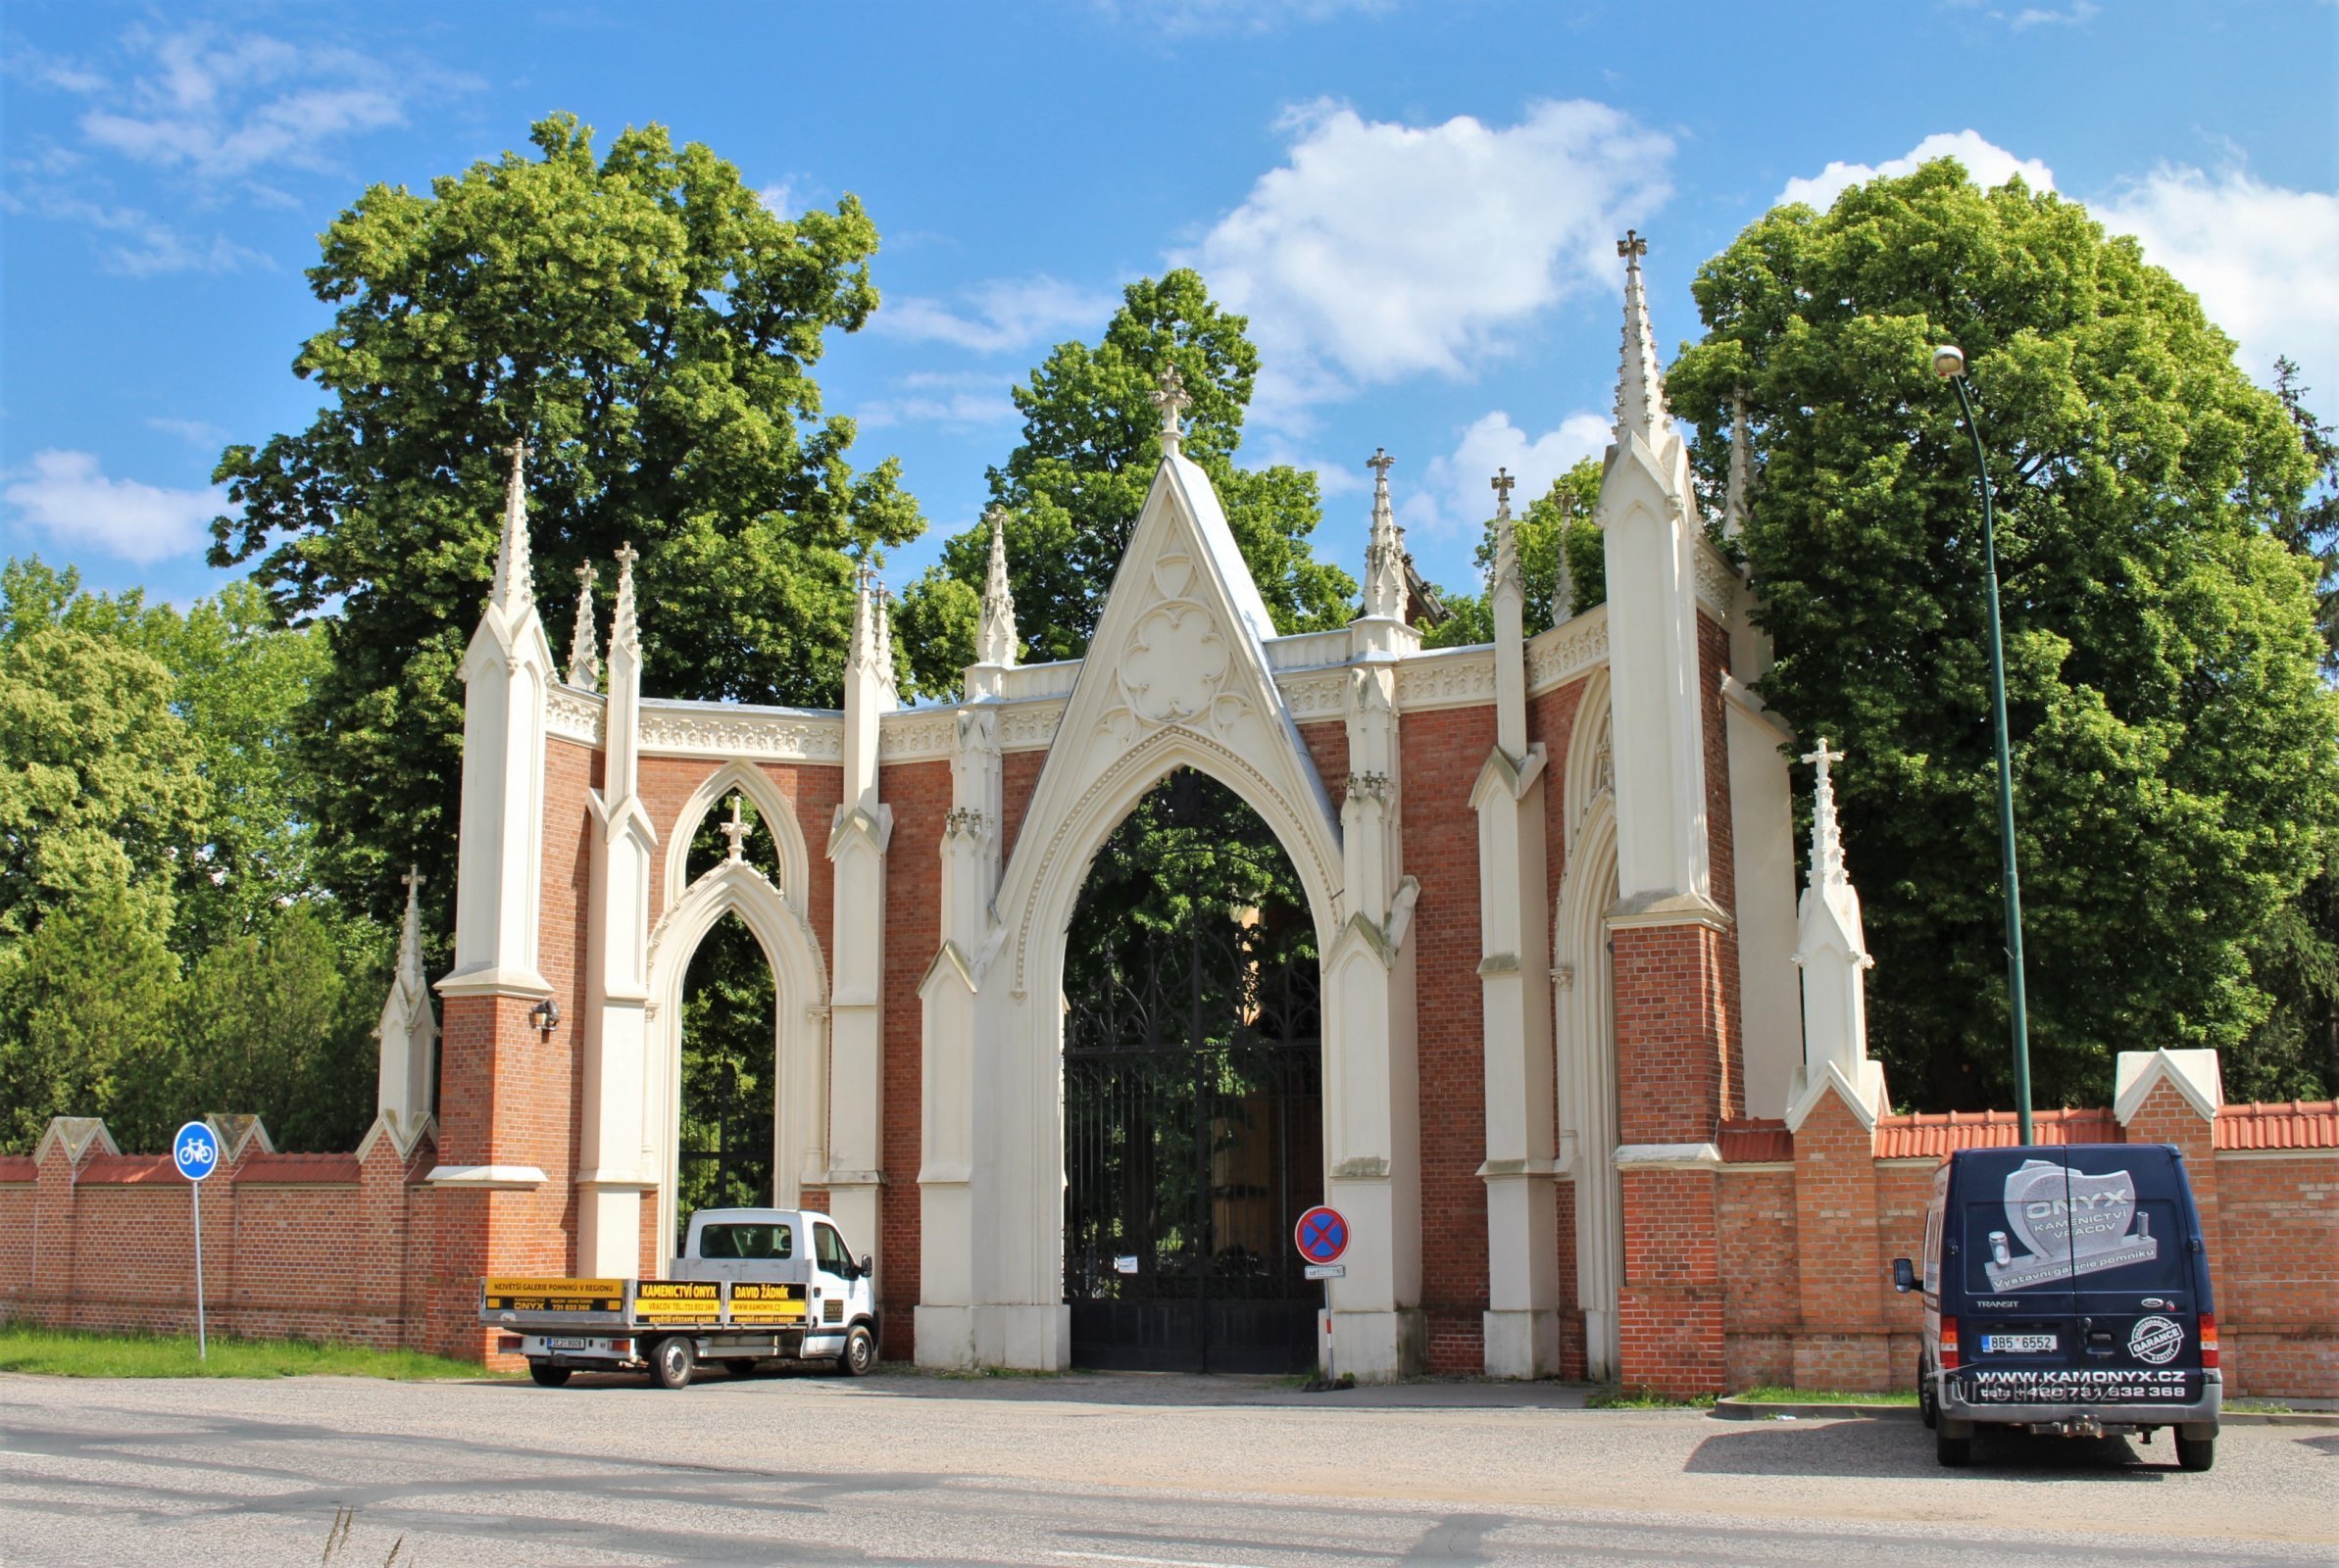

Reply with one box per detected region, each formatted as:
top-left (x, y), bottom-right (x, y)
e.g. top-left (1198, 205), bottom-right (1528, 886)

top-left (1954, 1148), bottom-right (2078, 1408)
top-left (2060, 1146), bottom-right (2204, 1412)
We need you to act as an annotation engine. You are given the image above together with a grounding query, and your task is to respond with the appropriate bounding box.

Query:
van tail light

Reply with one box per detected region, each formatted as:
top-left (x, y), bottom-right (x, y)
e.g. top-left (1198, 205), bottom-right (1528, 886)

top-left (1938, 1317), bottom-right (1960, 1373)
top-left (611, 1338), bottom-right (633, 1355)
top-left (2198, 1313), bottom-right (2218, 1370)
top-left (497, 1336), bottom-right (523, 1354)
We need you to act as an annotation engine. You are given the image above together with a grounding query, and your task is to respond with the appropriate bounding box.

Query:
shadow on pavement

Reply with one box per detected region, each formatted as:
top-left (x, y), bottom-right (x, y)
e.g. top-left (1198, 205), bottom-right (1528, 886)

top-left (1686, 1420), bottom-right (2191, 1481)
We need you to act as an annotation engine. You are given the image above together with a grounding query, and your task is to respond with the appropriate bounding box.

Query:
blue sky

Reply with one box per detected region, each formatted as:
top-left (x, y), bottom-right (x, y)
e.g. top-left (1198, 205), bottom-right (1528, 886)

top-left (4, 0), bottom-right (2335, 611)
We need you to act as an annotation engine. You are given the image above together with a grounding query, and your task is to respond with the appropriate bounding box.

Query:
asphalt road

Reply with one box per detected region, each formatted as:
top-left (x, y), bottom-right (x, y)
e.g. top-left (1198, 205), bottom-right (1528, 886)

top-left (3, 1369), bottom-right (2334, 1567)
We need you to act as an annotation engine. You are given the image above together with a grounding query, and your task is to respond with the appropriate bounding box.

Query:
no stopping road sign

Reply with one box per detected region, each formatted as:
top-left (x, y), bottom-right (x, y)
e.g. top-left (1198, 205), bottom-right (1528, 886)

top-left (1294, 1205), bottom-right (1349, 1265)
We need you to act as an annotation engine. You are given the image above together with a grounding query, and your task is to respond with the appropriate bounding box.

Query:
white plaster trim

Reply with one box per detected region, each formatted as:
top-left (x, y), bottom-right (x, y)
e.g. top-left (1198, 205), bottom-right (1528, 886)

top-left (424, 1164), bottom-right (547, 1189)
top-left (1718, 672), bottom-right (1795, 743)
top-left (879, 709), bottom-right (960, 763)
top-left (432, 964), bottom-right (554, 1000)
top-left (1783, 1058), bottom-right (1889, 1134)
top-left (2215, 1146), bottom-right (2339, 1162)
top-left (660, 760), bottom-right (808, 914)
top-left (2115, 1048), bottom-right (2223, 1126)
top-left (547, 682), bottom-right (606, 745)
top-left (354, 1108), bottom-right (435, 1164)
top-left (1474, 1158), bottom-right (1565, 1180)
top-left (1394, 646), bottom-right (1496, 711)
top-left (33, 1116), bottom-right (119, 1164)
top-left (638, 698), bottom-right (844, 761)
top-left (1614, 1142), bottom-right (1723, 1171)
top-left (1718, 1161), bottom-right (1797, 1174)
top-left (1606, 889), bottom-right (1733, 933)
top-left (1525, 607), bottom-right (1609, 697)
top-left (1877, 1156), bottom-right (1944, 1168)
top-left (1277, 669), bottom-right (1349, 721)
top-left (997, 698), bottom-right (1066, 753)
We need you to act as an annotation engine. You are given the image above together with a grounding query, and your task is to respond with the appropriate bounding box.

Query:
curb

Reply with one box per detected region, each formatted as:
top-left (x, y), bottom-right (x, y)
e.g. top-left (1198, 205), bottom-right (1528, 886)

top-left (1713, 1396), bottom-right (1916, 1421)
top-left (2221, 1410), bottom-right (2339, 1428)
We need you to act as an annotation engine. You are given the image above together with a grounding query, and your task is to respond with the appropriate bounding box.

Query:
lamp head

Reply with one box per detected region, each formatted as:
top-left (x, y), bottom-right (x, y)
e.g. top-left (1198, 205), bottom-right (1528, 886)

top-left (1932, 344), bottom-right (1967, 381)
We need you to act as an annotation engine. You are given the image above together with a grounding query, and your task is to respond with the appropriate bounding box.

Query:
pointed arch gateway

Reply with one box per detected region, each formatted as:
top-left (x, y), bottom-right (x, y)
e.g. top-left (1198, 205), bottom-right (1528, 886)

top-left (1556, 672), bottom-right (1623, 1380)
top-left (917, 448), bottom-right (1422, 1377)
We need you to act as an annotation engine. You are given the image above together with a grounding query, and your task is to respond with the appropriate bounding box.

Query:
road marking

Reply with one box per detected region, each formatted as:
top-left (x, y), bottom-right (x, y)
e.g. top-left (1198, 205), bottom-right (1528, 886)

top-left (1049, 1553), bottom-right (1273, 1568)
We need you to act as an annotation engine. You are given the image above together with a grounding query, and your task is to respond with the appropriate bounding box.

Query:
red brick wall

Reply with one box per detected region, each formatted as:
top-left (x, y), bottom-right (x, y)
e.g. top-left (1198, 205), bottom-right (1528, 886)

top-left (1399, 705), bottom-right (1494, 1374)
top-left (2215, 1152), bottom-right (2339, 1395)
top-left (1296, 720), bottom-right (1348, 812)
top-left (1617, 1166), bottom-right (1724, 1391)
top-left (999, 749), bottom-right (1045, 869)
top-left (877, 757), bottom-right (951, 1362)
top-left (1611, 924), bottom-right (1731, 1145)
top-left (1717, 1164), bottom-right (1798, 1388)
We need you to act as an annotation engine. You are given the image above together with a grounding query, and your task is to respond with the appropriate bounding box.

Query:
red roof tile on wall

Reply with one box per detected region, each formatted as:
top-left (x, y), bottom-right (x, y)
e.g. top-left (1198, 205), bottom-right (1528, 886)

top-left (235, 1153), bottom-right (363, 1184)
top-left (0, 1155), bottom-right (34, 1182)
top-left (1717, 1118), bottom-right (1792, 1162)
top-left (2216, 1101), bottom-right (2339, 1151)
top-left (75, 1154), bottom-right (179, 1184)
top-left (1873, 1107), bottom-right (2119, 1160)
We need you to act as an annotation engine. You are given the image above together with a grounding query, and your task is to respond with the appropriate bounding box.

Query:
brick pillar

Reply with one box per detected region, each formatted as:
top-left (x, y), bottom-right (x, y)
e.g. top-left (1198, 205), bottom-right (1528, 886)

top-left (1787, 1086), bottom-right (1892, 1391)
top-left (1611, 918), bottom-right (1732, 1395)
top-left (2115, 1053), bottom-right (2224, 1384)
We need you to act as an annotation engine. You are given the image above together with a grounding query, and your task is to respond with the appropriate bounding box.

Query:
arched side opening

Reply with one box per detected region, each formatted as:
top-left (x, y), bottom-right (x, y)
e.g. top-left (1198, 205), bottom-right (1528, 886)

top-left (1059, 766), bottom-right (1324, 1373)
top-left (643, 798), bottom-right (828, 1267)
top-left (1558, 677), bottom-right (1623, 1381)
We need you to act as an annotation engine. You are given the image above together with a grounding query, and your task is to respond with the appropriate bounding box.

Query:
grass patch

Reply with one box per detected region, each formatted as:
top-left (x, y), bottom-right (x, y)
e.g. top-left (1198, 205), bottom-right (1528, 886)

top-left (2227, 1397), bottom-right (2295, 1414)
top-left (1733, 1385), bottom-right (1918, 1406)
top-left (0, 1322), bottom-right (489, 1381)
top-left (1586, 1385), bottom-right (1718, 1409)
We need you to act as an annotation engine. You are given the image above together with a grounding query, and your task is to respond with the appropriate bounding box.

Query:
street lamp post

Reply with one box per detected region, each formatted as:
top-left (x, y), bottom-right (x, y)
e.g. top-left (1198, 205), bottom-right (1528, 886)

top-left (1933, 344), bottom-right (2034, 1146)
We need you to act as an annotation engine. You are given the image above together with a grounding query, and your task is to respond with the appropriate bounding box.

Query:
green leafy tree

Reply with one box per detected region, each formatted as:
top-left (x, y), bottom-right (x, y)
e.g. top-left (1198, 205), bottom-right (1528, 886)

top-left (209, 114), bottom-right (920, 924)
top-left (1666, 159), bottom-right (2339, 1109)
top-left (1424, 460), bottom-right (1605, 649)
top-left (898, 270), bottom-right (1355, 693)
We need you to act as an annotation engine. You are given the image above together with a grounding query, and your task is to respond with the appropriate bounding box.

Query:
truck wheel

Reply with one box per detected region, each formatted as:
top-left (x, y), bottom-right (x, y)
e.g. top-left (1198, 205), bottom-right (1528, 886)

top-left (2176, 1433), bottom-right (2215, 1472)
top-left (839, 1324), bottom-right (876, 1378)
top-left (1936, 1427), bottom-right (1972, 1468)
top-left (1917, 1354), bottom-right (1937, 1431)
top-left (527, 1361), bottom-right (572, 1389)
top-left (651, 1336), bottom-right (696, 1391)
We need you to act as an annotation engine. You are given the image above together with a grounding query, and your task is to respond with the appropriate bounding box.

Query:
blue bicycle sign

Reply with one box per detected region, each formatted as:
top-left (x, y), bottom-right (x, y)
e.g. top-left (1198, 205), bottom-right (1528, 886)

top-left (173, 1120), bottom-right (221, 1182)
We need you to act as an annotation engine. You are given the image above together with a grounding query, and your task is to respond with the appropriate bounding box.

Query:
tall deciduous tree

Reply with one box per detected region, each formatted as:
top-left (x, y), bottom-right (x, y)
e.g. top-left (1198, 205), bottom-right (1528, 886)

top-left (1666, 160), bottom-right (2339, 1108)
top-left (210, 114), bottom-right (921, 924)
top-left (896, 270), bottom-right (1354, 694)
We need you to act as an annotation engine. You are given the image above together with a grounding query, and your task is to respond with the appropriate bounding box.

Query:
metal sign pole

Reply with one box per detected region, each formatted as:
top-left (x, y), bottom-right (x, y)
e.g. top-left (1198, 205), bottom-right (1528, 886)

top-left (1322, 1277), bottom-right (1334, 1386)
top-left (192, 1177), bottom-right (207, 1361)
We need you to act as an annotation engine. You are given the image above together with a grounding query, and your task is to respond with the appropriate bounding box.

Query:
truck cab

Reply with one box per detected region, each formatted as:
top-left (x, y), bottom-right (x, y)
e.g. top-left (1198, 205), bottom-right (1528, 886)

top-left (1896, 1144), bottom-right (2219, 1469)
top-left (676, 1207), bottom-right (878, 1364)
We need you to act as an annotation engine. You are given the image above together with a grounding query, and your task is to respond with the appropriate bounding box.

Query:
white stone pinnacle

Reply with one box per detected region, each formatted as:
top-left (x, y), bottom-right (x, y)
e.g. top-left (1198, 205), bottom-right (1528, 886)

top-left (397, 865), bottom-right (426, 992)
top-left (489, 439), bottom-right (535, 613)
top-left (1551, 491), bottom-right (1577, 626)
top-left (1490, 467), bottom-right (1521, 598)
top-left (872, 581), bottom-right (898, 698)
top-left (1613, 231), bottom-right (1673, 448)
top-left (1802, 737), bottom-right (1846, 891)
top-left (1362, 447), bottom-right (1407, 620)
top-left (1723, 394), bottom-right (1754, 540)
top-left (611, 541), bottom-right (641, 659)
top-left (567, 563), bottom-right (601, 690)
top-left (977, 506), bottom-right (1019, 667)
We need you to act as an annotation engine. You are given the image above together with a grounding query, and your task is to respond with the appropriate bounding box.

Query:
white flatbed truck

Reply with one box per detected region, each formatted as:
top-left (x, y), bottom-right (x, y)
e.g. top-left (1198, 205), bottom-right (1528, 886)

top-left (481, 1207), bottom-right (878, 1389)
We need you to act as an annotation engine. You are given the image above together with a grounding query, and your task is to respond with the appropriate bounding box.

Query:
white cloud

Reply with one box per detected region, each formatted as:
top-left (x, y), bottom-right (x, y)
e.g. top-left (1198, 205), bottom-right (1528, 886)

top-left (1778, 130), bottom-right (2055, 211)
top-left (1175, 98), bottom-right (1672, 428)
top-left (856, 372), bottom-right (1020, 431)
top-left (4, 451), bottom-right (226, 564)
top-left (0, 188), bottom-right (269, 275)
top-left (873, 275), bottom-right (1118, 355)
top-left (148, 416), bottom-right (228, 446)
top-left (2008, 1), bottom-right (2100, 28)
top-left (1094, 0), bottom-right (1397, 36)
top-left (1399, 410), bottom-right (1612, 547)
top-left (2096, 166), bottom-right (2339, 391)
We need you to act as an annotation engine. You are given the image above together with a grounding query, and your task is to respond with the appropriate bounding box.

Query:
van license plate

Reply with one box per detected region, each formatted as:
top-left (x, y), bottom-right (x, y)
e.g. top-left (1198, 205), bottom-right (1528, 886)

top-left (1983, 1334), bottom-right (2056, 1353)
top-left (547, 1338), bottom-right (596, 1350)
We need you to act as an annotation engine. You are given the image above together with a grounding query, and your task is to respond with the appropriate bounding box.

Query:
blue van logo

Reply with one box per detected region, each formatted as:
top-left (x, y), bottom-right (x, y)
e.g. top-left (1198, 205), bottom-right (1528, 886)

top-left (1984, 1158), bottom-right (2161, 1290)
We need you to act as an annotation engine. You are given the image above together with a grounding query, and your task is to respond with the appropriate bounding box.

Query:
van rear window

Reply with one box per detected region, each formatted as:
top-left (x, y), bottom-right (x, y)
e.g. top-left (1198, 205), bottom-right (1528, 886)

top-left (1961, 1155), bottom-right (2185, 1293)
top-left (700, 1223), bottom-right (792, 1260)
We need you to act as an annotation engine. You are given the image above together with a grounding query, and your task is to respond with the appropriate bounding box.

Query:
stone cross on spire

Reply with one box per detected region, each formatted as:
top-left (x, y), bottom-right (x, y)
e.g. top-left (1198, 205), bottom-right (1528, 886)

top-left (976, 505), bottom-right (1019, 667)
top-left (488, 438), bottom-right (536, 613)
top-left (1803, 737), bottom-right (1846, 890)
top-left (1151, 365), bottom-right (1191, 457)
top-left (567, 563), bottom-right (601, 690)
top-left (1490, 466), bottom-right (1517, 513)
top-left (718, 795), bottom-right (753, 864)
top-left (1613, 230), bottom-right (1672, 445)
top-left (1362, 446), bottom-right (1407, 620)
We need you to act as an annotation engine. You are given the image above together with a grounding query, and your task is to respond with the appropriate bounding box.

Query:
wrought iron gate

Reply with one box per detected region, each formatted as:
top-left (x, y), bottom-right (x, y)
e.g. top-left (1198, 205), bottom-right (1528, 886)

top-left (1063, 912), bottom-right (1323, 1372)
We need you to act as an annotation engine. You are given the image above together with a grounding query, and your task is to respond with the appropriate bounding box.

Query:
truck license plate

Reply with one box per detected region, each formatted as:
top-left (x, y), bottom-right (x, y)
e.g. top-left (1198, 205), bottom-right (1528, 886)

top-left (547, 1338), bottom-right (595, 1350)
top-left (1983, 1333), bottom-right (2057, 1353)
